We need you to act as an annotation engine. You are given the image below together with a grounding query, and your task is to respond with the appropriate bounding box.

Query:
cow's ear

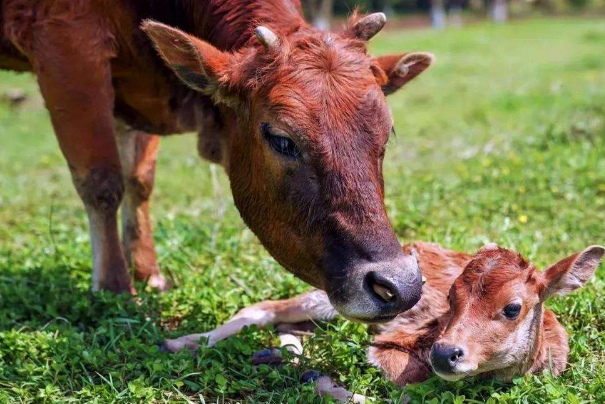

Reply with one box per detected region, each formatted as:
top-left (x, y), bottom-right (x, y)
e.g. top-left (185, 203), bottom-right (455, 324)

top-left (374, 52), bottom-right (434, 96)
top-left (142, 21), bottom-right (234, 94)
top-left (540, 245), bottom-right (604, 300)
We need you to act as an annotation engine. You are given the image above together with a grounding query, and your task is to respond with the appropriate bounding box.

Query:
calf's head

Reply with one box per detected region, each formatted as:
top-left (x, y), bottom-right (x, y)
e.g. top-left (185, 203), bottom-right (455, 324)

top-left (142, 14), bottom-right (433, 322)
top-left (431, 244), bottom-right (604, 381)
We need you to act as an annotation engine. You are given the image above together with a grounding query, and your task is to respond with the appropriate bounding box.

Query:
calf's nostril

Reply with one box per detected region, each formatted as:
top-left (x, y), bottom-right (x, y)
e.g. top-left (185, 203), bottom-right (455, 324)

top-left (449, 348), bottom-right (463, 364)
top-left (431, 344), bottom-right (465, 373)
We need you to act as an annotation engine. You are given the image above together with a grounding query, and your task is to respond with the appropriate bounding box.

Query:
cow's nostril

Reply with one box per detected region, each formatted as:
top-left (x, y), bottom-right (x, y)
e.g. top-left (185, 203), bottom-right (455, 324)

top-left (372, 282), bottom-right (395, 302)
top-left (366, 272), bottom-right (399, 305)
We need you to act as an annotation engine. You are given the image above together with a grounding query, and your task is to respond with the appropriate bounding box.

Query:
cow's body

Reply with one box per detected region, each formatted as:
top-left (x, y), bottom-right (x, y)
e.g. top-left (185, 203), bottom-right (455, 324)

top-left (1, 0), bottom-right (298, 135)
top-left (1, 0), bottom-right (247, 292)
top-left (0, 0), bottom-right (434, 322)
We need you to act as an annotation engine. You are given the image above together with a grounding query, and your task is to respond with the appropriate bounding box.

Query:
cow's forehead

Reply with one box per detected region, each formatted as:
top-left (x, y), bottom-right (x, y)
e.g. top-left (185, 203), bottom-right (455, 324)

top-left (266, 67), bottom-right (389, 136)
top-left (269, 32), bottom-right (378, 94)
top-left (259, 33), bottom-right (391, 143)
top-left (267, 81), bottom-right (389, 129)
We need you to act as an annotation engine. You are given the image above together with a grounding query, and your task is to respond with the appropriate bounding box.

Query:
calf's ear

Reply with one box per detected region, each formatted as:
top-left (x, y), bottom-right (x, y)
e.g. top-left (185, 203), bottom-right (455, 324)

top-left (374, 52), bottom-right (435, 96)
top-left (142, 21), bottom-right (235, 96)
top-left (540, 245), bottom-right (605, 300)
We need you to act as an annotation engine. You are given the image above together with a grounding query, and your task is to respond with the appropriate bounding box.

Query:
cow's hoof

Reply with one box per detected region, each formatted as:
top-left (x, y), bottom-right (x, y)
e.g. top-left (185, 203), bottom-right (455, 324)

top-left (147, 274), bottom-right (169, 292)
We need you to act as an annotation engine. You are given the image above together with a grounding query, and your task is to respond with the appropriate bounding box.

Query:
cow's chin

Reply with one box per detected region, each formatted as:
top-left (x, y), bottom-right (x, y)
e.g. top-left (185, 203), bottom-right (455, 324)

top-left (341, 313), bottom-right (397, 324)
top-left (432, 363), bottom-right (479, 382)
top-left (328, 294), bottom-right (398, 324)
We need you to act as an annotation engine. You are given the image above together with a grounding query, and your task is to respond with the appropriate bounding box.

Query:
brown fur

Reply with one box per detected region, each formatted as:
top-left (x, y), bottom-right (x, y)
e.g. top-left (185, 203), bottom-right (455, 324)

top-left (369, 242), bottom-right (601, 385)
top-left (1, 1), bottom-right (434, 322)
top-left (116, 129), bottom-right (165, 289)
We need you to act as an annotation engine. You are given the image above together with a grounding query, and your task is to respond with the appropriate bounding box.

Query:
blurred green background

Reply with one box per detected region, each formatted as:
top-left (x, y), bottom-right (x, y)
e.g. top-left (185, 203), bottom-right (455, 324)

top-left (304, 0), bottom-right (605, 29)
top-left (1, 12), bottom-right (604, 404)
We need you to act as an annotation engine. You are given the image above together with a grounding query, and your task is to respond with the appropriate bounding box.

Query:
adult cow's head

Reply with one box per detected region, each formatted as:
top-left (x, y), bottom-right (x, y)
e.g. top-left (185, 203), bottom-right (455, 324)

top-left (143, 13), bottom-right (434, 322)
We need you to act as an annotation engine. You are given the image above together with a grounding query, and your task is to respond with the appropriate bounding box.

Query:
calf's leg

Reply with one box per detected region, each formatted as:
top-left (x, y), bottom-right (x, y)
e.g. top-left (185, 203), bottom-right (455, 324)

top-left (162, 289), bottom-right (337, 352)
top-left (116, 128), bottom-right (168, 291)
top-left (31, 16), bottom-right (132, 293)
top-left (368, 332), bottom-right (432, 386)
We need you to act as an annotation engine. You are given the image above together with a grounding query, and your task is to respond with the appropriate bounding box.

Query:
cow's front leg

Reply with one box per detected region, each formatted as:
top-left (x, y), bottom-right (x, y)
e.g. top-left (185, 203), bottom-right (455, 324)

top-left (116, 128), bottom-right (167, 291)
top-left (162, 289), bottom-right (337, 352)
top-left (31, 15), bottom-right (132, 293)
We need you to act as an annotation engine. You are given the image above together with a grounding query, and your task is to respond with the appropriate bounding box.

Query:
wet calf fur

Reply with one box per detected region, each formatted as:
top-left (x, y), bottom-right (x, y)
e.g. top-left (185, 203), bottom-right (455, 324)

top-left (370, 242), bottom-right (603, 384)
top-left (166, 242), bottom-right (604, 386)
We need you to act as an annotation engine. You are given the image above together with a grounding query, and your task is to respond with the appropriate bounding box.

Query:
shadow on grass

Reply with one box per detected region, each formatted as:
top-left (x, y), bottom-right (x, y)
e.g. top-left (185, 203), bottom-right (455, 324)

top-left (0, 264), bottom-right (325, 401)
top-left (0, 263), bottom-right (165, 335)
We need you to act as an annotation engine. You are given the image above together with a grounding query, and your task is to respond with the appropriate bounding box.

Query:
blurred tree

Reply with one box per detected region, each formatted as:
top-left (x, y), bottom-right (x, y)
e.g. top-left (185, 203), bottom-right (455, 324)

top-left (449, 0), bottom-right (466, 26)
top-left (381, 0), bottom-right (396, 15)
top-left (431, 0), bottom-right (447, 28)
top-left (567, 0), bottom-right (589, 9)
top-left (490, 0), bottom-right (509, 22)
top-left (532, 0), bottom-right (557, 14)
top-left (468, 0), bottom-right (486, 11)
top-left (303, 0), bottom-right (334, 29)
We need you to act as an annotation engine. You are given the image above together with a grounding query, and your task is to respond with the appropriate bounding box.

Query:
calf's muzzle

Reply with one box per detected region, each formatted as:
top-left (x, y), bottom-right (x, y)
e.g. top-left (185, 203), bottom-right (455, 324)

top-left (430, 343), bottom-right (466, 375)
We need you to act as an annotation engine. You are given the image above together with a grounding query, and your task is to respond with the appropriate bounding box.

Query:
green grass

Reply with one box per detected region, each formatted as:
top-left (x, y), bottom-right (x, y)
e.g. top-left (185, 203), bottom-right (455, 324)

top-left (1, 18), bottom-right (605, 403)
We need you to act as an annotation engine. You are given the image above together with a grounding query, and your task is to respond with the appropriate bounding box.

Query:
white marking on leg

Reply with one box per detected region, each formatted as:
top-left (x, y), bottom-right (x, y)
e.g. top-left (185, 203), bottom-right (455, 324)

top-left (316, 375), bottom-right (376, 403)
top-left (163, 308), bottom-right (276, 353)
top-left (116, 128), bottom-right (136, 258)
top-left (205, 313), bottom-right (274, 346)
top-left (88, 209), bottom-right (108, 292)
top-left (115, 124), bottom-right (136, 174)
top-left (279, 333), bottom-right (303, 356)
top-left (163, 333), bottom-right (206, 353)
top-left (163, 291), bottom-right (337, 354)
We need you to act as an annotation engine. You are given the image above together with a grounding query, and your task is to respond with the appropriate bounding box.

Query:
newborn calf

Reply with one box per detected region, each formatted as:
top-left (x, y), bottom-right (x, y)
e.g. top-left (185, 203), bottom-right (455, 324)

top-left (164, 242), bottom-right (603, 386)
top-left (369, 242), bottom-right (603, 384)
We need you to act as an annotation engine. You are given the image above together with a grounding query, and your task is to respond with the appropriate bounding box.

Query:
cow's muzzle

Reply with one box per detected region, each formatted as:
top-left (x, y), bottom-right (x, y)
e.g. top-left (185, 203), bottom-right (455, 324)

top-left (326, 253), bottom-right (422, 323)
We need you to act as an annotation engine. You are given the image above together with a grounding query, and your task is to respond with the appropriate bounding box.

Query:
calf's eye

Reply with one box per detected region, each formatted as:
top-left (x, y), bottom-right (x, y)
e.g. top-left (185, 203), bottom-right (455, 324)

top-left (503, 303), bottom-right (522, 320)
top-left (261, 123), bottom-right (301, 160)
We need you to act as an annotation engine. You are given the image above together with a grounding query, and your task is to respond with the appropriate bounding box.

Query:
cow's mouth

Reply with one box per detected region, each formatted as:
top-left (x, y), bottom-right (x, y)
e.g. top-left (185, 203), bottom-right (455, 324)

top-left (342, 313), bottom-right (397, 324)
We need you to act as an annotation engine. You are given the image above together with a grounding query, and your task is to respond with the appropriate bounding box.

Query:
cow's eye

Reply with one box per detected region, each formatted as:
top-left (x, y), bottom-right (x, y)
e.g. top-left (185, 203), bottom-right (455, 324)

top-left (503, 303), bottom-right (522, 320)
top-left (261, 123), bottom-right (301, 160)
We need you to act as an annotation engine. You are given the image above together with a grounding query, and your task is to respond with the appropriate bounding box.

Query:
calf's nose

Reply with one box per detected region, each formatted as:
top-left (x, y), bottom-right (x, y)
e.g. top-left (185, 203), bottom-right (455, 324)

top-left (430, 343), bottom-right (465, 374)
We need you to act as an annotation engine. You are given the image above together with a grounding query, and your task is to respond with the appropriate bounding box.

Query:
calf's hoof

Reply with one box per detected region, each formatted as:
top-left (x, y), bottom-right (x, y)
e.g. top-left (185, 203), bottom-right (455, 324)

top-left (301, 370), bottom-right (323, 383)
top-left (146, 274), bottom-right (169, 292)
top-left (161, 336), bottom-right (200, 354)
top-left (252, 348), bottom-right (284, 366)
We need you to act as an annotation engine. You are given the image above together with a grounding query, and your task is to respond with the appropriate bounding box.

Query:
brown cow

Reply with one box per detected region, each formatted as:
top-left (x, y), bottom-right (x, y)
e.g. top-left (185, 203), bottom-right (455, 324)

top-left (169, 242), bottom-right (603, 394)
top-left (0, 1), bottom-right (434, 322)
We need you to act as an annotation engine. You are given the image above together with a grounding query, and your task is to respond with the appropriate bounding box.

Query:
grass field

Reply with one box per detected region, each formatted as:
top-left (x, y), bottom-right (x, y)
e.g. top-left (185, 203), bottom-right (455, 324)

top-left (1, 18), bottom-right (605, 403)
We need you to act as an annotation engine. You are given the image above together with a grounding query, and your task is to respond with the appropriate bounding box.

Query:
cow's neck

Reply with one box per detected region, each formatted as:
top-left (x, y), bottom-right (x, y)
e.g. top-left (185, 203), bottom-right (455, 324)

top-left (118, 0), bottom-right (307, 134)
top-left (138, 0), bottom-right (306, 50)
